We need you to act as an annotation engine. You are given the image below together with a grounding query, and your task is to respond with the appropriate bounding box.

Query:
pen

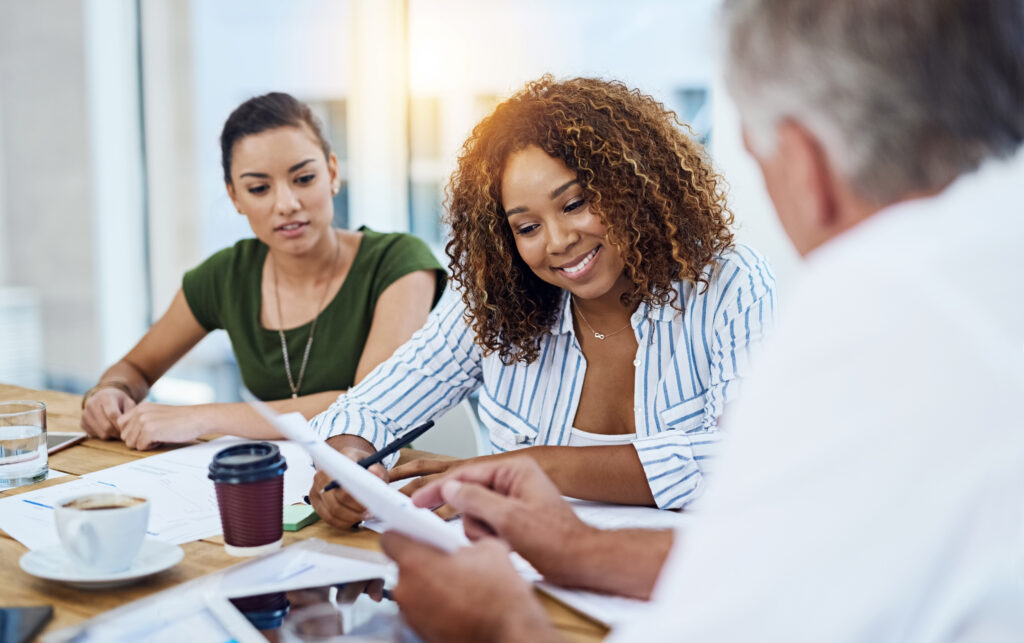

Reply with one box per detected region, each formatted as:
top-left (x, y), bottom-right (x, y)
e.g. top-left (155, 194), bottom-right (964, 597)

top-left (320, 420), bottom-right (435, 495)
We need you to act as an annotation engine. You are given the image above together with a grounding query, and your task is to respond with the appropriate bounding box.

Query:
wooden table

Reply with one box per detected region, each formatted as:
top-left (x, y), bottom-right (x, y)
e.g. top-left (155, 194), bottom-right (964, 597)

top-left (0, 383), bottom-right (607, 641)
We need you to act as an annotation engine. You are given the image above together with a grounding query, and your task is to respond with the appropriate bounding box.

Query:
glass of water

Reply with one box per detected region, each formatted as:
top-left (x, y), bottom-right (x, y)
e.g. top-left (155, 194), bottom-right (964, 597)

top-left (0, 401), bottom-right (47, 489)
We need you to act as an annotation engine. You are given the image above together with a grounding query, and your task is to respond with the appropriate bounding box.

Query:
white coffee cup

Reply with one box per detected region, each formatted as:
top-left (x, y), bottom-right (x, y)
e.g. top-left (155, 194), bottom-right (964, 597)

top-left (55, 493), bottom-right (149, 574)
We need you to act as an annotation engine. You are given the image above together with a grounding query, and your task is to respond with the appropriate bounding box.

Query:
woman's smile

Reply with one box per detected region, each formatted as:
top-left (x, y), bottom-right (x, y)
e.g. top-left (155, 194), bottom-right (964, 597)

top-left (554, 245), bottom-right (602, 280)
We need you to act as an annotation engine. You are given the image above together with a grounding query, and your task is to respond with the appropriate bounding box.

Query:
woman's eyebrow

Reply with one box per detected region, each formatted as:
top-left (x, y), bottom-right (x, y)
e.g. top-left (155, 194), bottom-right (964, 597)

top-left (550, 179), bottom-right (578, 199)
top-left (288, 158), bottom-right (316, 173)
top-left (505, 179), bottom-right (580, 217)
top-left (238, 158), bottom-right (316, 179)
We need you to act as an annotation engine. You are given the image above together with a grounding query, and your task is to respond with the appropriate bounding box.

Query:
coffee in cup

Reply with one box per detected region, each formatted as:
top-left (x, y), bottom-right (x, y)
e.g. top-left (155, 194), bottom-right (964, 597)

top-left (208, 442), bottom-right (288, 556)
top-left (55, 493), bottom-right (149, 574)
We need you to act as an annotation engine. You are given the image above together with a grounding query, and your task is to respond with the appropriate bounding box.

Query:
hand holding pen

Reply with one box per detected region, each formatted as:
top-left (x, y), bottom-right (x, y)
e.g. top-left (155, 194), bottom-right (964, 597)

top-left (305, 420), bottom-right (436, 527)
top-left (321, 420), bottom-right (436, 494)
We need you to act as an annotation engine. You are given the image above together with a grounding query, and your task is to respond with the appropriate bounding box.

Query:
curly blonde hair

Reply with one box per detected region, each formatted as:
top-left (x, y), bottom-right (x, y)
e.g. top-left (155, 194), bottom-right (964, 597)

top-left (445, 75), bottom-right (734, 364)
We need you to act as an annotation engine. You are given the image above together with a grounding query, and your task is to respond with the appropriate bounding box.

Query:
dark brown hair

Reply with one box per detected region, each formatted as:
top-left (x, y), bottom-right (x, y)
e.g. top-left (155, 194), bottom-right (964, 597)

top-left (445, 75), bottom-right (734, 364)
top-left (219, 92), bottom-right (331, 183)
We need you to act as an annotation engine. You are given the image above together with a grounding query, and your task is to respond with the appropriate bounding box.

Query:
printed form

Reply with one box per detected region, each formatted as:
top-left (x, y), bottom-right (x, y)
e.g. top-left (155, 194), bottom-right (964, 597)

top-left (0, 437), bottom-right (315, 550)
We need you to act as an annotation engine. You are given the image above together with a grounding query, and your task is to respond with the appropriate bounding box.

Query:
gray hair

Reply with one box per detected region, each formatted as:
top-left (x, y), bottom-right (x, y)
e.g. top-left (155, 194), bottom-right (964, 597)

top-left (722, 0), bottom-right (1024, 204)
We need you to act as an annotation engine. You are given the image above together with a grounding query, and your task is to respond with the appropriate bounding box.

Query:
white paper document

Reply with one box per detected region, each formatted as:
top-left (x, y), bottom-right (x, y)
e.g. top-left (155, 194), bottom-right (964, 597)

top-left (250, 404), bottom-right (468, 553)
top-left (45, 539), bottom-right (394, 643)
top-left (0, 437), bottom-right (316, 550)
top-left (363, 488), bottom-right (688, 627)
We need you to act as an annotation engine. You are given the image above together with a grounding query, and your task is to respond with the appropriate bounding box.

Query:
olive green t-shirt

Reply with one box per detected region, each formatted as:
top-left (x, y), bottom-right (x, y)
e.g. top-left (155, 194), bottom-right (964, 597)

top-left (182, 227), bottom-right (446, 401)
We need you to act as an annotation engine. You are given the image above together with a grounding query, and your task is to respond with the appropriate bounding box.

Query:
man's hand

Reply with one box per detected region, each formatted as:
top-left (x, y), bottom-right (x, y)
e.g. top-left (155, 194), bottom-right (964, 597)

top-left (380, 532), bottom-right (558, 643)
top-left (309, 436), bottom-right (386, 529)
top-left (410, 456), bottom-right (674, 600)
top-left (116, 402), bottom-right (209, 450)
top-left (389, 456), bottom-right (473, 520)
top-left (80, 388), bottom-right (135, 440)
top-left (409, 457), bottom-right (596, 587)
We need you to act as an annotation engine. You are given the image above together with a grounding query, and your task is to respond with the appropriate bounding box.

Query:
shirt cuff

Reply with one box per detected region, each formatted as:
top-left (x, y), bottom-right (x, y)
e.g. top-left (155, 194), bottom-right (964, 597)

top-left (633, 433), bottom-right (711, 509)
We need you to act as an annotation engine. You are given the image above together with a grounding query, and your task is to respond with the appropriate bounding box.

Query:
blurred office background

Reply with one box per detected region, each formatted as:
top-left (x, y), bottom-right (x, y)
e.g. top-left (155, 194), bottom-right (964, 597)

top-left (0, 0), bottom-right (796, 403)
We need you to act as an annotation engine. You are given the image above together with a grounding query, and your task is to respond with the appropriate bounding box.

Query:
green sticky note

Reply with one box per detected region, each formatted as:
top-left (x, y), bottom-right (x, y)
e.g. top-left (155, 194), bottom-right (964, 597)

top-left (283, 504), bottom-right (320, 531)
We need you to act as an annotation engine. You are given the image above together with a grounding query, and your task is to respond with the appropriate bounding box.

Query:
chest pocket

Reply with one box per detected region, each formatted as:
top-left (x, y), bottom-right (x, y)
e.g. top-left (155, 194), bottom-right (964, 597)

top-left (658, 393), bottom-right (708, 434)
top-left (477, 390), bottom-right (540, 452)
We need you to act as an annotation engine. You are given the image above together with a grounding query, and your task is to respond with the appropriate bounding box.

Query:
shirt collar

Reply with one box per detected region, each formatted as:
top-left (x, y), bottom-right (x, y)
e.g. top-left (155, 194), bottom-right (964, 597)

top-left (553, 290), bottom-right (575, 336)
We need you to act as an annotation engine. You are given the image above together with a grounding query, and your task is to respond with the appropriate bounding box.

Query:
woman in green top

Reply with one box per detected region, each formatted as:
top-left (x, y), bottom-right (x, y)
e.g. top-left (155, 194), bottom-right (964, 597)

top-left (80, 92), bottom-right (445, 450)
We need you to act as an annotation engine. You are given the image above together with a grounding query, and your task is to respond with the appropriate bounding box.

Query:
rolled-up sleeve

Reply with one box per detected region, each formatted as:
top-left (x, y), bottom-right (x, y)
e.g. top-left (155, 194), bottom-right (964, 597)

top-left (309, 293), bottom-right (483, 468)
top-left (635, 246), bottom-right (776, 509)
top-left (634, 430), bottom-right (713, 508)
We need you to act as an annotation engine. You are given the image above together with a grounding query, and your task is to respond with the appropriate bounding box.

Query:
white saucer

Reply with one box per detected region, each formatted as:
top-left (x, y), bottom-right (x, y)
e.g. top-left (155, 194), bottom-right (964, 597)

top-left (19, 538), bottom-right (184, 589)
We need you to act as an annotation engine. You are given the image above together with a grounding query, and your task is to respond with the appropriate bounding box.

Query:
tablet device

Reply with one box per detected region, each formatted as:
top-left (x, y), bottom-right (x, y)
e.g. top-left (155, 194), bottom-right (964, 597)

top-left (206, 579), bottom-right (398, 639)
top-left (0, 605), bottom-right (54, 643)
top-left (46, 432), bottom-right (87, 454)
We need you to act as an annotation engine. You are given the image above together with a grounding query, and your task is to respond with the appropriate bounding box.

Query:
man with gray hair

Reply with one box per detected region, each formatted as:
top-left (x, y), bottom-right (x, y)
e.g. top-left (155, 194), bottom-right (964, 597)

top-left (378, 1), bottom-right (1024, 640)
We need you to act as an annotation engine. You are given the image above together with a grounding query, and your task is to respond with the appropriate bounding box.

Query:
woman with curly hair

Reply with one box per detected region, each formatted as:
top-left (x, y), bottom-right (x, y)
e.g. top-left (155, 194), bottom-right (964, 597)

top-left (308, 76), bottom-right (776, 527)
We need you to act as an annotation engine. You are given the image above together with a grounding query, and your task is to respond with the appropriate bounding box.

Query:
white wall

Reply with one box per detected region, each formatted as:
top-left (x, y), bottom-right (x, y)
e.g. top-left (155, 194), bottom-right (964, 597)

top-left (190, 0), bottom-right (352, 259)
top-left (0, 0), bottom-right (99, 386)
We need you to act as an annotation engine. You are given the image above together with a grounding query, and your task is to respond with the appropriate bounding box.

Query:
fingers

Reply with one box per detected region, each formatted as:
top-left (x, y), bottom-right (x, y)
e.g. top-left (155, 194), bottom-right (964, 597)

top-left (397, 473), bottom-right (439, 499)
top-left (433, 503), bottom-right (461, 521)
top-left (310, 446), bottom-right (387, 529)
top-left (406, 460), bottom-right (504, 508)
top-left (365, 578), bottom-right (385, 602)
top-left (366, 462), bottom-right (388, 483)
top-left (462, 514), bottom-right (499, 541)
top-left (439, 479), bottom-right (516, 535)
top-left (308, 470), bottom-right (367, 528)
top-left (412, 477), bottom-right (511, 539)
top-left (80, 406), bottom-right (107, 438)
top-left (80, 392), bottom-right (124, 440)
top-left (389, 458), bottom-right (455, 482)
top-left (411, 457), bottom-right (553, 510)
top-left (117, 409), bottom-right (142, 450)
top-left (101, 396), bottom-right (124, 430)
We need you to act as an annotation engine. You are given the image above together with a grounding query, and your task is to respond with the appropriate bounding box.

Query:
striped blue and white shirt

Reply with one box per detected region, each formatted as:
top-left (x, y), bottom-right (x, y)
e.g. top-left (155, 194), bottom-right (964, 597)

top-left (311, 244), bottom-right (776, 509)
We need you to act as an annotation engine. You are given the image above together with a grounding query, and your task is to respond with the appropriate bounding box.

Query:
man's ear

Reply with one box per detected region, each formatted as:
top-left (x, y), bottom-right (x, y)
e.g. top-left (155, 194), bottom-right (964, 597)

top-left (776, 119), bottom-right (839, 231)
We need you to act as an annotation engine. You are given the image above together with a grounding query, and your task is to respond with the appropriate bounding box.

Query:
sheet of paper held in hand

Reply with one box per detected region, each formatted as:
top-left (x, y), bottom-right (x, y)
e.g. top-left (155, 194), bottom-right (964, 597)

top-left (362, 483), bottom-right (692, 627)
top-left (0, 437), bottom-right (316, 551)
top-left (247, 401), bottom-right (468, 553)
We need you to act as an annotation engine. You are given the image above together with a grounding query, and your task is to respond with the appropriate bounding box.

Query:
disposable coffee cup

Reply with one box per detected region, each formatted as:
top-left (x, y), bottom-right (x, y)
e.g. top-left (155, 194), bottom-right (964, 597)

top-left (230, 591), bottom-right (290, 631)
top-left (209, 442), bottom-right (287, 557)
top-left (55, 493), bottom-right (149, 574)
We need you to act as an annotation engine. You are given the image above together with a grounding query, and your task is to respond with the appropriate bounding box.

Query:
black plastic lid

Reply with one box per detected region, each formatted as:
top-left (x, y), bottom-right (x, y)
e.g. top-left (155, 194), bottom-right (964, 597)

top-left (208, 442), bottom-right (288, 484)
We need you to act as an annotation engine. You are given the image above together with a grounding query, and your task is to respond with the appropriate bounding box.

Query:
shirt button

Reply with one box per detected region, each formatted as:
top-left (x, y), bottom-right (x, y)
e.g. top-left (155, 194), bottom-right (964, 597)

top-left (634, 406), bottom-right (641, 414)
top-left (633, 359), bottom-right (641, 367)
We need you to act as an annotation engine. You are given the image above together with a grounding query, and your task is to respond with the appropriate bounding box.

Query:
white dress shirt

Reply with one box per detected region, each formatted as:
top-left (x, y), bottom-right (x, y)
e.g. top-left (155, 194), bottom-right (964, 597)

top-left (311, 245), bottom-right (775, 509)
top-left (611, 151), bottom-right (1024, 640)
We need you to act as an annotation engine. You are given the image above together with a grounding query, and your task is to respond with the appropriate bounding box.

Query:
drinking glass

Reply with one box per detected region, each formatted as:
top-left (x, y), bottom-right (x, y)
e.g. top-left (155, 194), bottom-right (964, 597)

top-left (0, 400), bottom-right (47, 489)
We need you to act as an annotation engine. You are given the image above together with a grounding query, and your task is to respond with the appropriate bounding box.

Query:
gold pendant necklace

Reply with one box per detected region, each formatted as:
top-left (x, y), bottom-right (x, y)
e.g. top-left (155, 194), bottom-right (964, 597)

top-left (572, 297), bottom-right (632, 341)
top-left (272, 235), bottom-right (340, 398)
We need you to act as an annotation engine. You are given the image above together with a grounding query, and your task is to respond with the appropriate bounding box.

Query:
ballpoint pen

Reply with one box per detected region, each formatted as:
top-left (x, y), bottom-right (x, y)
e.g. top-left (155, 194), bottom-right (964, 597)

top-left (319, 420), bottom-right (435, 494)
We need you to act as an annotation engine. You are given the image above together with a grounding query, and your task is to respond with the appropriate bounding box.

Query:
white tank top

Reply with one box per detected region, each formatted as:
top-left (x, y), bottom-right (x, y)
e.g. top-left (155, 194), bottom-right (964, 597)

top-left (567, 427), bottom-right (637, 447)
